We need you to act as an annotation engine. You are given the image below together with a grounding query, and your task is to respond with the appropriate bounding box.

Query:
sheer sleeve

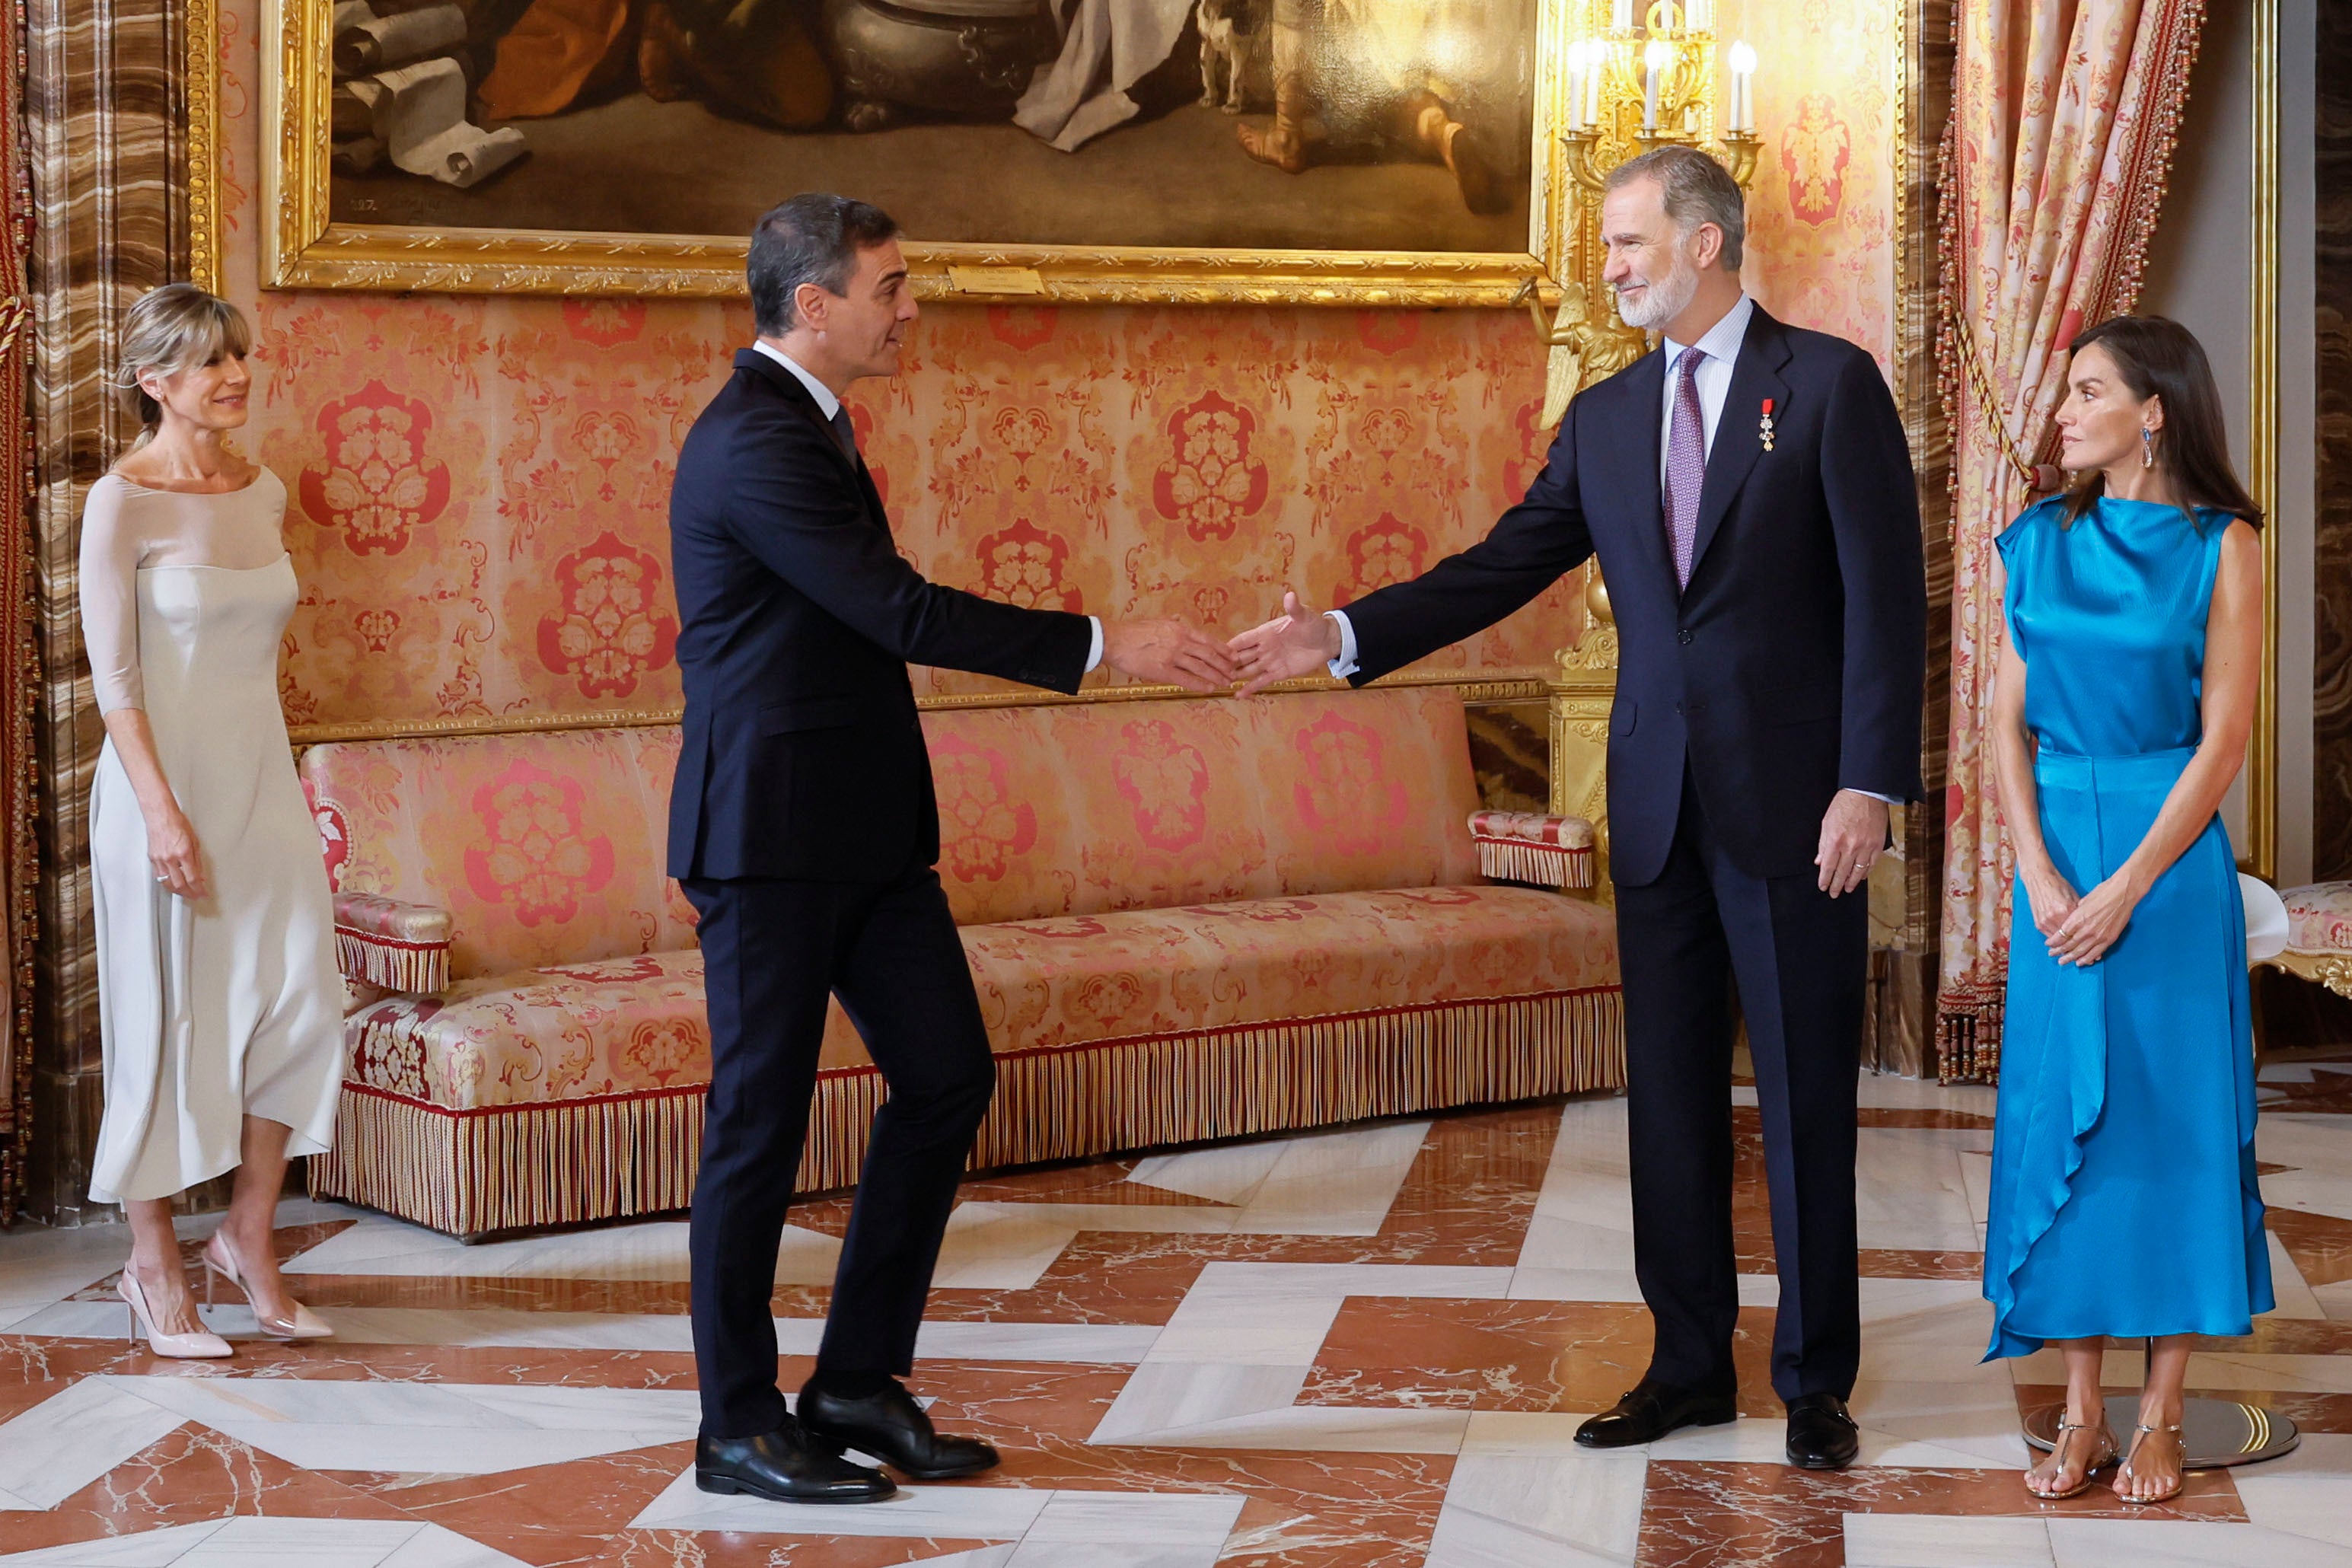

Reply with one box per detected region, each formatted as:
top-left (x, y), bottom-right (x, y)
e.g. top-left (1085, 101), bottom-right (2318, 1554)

top-left (78, 477), bottom-right (145, 714)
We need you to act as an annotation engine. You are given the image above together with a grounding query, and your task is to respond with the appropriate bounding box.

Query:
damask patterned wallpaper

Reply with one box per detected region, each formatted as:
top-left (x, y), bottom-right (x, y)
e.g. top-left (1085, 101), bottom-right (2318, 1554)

top-left (206, 0), bottom-right (1900, 734)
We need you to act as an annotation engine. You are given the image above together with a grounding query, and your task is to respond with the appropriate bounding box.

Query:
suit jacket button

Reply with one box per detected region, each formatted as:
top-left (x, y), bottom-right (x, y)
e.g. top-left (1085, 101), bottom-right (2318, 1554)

top-left (1677, 629), bottom-right (1694, 645)
top-left (1674, 700), bottom-right (1684, 715)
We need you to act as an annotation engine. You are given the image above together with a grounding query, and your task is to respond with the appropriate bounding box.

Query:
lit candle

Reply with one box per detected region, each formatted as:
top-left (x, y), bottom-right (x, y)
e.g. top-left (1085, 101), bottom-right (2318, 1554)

top-left (1643, 39), bottom-right (1672, 133)
top-left (1566, 43), bottom-right (1586, 132)
top-left (1586, 42), bottom-right (1605, 125)
top-left (1728, 40), bottom-right (1757, 132)
top-left (1613, 0), bottom-right (1633, 32)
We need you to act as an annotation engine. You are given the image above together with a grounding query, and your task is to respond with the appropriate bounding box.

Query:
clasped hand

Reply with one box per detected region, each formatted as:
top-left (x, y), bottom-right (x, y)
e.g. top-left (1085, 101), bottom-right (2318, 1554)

top-left (2022, 859), bottom-right (2140, 967)
top-left (1104, 588), bottom-right (1333, 695)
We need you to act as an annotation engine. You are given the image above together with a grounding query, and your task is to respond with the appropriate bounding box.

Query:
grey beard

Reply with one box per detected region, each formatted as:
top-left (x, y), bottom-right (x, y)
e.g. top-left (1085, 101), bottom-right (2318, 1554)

top-left (1617, 263), bottom-right (1698, 331)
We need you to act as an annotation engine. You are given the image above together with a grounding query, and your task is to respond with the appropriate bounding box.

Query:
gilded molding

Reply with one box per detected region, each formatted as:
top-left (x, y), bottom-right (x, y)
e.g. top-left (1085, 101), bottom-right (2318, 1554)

top-left (284, 668), bottom-right (1558, 747)
top-left (209, 0), bottom-right (1579, 304)
top-left (2263, 949), bottom-right (2352, 1002)
top-left (186, 0), bottom-right (222, 295)
top-left (2248, 0), bottom-right (2280, 881)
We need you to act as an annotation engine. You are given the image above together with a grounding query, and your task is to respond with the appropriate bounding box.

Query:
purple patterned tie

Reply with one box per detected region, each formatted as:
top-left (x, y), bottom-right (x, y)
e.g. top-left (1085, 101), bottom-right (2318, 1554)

top-left (1663, 347), bottom-right (1707, 588)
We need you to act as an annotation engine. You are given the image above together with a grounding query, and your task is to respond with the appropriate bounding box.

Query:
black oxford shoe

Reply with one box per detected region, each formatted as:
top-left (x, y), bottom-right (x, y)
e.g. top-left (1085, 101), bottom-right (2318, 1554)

top-left (695, 1425), bottom-right (895, 1504)
top-left (1784, 1392), bottom-right (1860, 1470)
top-left (798, 1378), bottom-right (1001, 1481)
top-left (1573, 1381), bottom-right (1739, 1448)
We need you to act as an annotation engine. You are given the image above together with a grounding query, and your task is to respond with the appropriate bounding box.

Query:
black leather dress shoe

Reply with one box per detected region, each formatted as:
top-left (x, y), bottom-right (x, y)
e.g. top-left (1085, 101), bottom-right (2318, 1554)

top-left (798, 1378), bottom-right (1001, 1480)
top-left (696, 1425), bottom-right (895, 1503)
top-left (1573, 1381), bottom-right (1739, 1448)
top-left (1784, 1392), bottom-right (1860, 1470)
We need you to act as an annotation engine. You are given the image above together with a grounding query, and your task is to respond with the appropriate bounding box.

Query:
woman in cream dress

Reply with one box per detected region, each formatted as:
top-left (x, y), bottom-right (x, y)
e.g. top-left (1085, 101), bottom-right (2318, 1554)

top-left (80, 283), bottom-right (342, 1356)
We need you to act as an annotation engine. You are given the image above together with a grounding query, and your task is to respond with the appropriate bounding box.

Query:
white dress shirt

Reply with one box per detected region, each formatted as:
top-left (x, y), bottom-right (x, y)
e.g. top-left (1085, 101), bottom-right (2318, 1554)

top-left (1317, 301), bottom-right (1892, 808)
top-left (1657, 292), bottom-right (1754, 487)
top-left (753, 340), bottom-right (1103, 673)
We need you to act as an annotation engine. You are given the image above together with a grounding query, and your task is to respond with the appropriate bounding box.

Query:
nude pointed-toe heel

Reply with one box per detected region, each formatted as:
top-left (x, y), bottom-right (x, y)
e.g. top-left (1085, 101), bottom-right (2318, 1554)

top-left (119, 1270), bottom-right (232, 1359)
top-left (202, 1234), bottom-right (333, 1341)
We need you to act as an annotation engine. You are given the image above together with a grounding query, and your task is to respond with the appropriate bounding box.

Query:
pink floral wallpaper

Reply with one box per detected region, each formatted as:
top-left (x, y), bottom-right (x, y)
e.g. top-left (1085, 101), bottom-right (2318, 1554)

top-left (206, 0), bottom-right (1898, 732)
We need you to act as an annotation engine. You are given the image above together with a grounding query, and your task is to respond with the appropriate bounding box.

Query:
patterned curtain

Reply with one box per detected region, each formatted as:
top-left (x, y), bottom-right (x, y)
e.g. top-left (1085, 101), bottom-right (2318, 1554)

top-left (1933, 0), bottom-right (2210, 1081)
top-left (1, 0), bottom-right (37, 1226)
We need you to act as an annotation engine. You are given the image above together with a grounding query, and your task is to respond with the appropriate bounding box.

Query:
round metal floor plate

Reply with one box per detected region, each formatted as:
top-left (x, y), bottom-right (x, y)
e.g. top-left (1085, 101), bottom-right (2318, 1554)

top-left (2022, 1397), bottom-right (2301, 1469)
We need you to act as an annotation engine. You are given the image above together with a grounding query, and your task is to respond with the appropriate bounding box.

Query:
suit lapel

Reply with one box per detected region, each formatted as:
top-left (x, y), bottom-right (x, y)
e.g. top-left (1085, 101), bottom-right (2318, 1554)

top-left (1684, 308), bottom-right (1793, 590)
top-left (735, 349), bottom-right (881, 526)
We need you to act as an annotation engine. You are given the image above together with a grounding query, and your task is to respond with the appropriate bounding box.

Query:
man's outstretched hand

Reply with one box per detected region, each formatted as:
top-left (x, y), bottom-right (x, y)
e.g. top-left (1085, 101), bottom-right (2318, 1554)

top-left (1228, 590), bottom-right (1341, 696)
top-left (1101, 617), bottom-right (1238, 693)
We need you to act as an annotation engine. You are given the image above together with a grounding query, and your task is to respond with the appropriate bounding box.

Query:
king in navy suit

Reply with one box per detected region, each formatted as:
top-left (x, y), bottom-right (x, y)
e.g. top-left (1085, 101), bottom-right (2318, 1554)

top-left (1231, 146), bottom-right (1927, 1471)
top-left (668, 194), bottom-right (1235, 1505)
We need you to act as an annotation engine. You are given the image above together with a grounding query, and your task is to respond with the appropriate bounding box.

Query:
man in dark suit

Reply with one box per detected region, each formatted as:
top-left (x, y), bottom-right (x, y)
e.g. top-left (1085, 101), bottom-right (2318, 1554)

top-left (1230, 145), bottom-right (1925, 1470)
top-left (669, 193), bottom-right (1235, 1505)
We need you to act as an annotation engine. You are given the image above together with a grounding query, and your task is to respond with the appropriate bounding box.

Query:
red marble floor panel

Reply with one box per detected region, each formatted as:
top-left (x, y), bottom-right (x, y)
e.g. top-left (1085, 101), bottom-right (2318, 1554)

top-left (1856, 1108), bottom-right (1997, 1130)
top-left (1635, 1458), bottom-right (2245, 1568)
top-left (1300, 1299), bottom-right (1783, 1416)
top-left (0, 1427), bottom-right (412, 1557)
top-left (2268, 1206), bottom-right (2352, 1286)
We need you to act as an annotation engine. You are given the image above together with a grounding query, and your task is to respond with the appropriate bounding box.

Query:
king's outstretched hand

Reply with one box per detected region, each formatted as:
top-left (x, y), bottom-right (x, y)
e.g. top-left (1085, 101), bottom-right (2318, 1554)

top-left (1227, 589), bottom-right (1341, 697)
top-left (1101, 617), bottom-right (1240, 693)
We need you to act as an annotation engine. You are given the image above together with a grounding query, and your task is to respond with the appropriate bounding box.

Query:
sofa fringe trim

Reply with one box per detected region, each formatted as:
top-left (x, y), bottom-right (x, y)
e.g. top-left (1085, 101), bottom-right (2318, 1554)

top-left (334, 927), bottom-right (451, 996)
top-left (310, 985), bottom-right (1625, 1238)
top-left (1474, 840), bottom-right (1596, 890)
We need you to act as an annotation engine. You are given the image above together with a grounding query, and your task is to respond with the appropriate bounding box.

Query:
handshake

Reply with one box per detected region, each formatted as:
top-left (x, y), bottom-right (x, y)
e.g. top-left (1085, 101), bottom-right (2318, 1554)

top-left (1107, 591), bottom-right (1342, 698)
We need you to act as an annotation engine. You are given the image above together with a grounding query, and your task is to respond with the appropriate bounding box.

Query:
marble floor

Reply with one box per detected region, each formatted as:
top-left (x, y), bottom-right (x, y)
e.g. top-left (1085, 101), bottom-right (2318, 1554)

top-left (3, 1056), bottom-right (2351, 1566)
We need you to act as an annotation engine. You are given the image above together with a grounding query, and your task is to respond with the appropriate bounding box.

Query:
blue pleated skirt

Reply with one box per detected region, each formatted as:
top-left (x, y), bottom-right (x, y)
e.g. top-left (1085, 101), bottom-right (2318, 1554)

top-left (1981, 746), bottom-right (2274, 1359)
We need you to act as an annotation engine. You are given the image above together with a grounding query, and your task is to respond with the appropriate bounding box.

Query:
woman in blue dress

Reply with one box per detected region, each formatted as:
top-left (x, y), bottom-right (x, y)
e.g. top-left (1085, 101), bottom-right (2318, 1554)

top-left (1983, 314), bottom-right (2272, 1506)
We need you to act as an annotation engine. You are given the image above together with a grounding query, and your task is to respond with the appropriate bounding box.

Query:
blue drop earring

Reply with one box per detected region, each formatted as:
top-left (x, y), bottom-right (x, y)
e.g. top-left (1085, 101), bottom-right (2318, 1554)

top-left (2141, 427), bottom-right (2155, 468)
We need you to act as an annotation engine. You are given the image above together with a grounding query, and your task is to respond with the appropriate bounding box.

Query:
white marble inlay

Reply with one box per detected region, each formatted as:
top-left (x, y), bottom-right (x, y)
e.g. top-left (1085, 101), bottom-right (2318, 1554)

top-left (632, 1469), bottom-right (1243, 1558)
top-left (2258, 1116), bottom-right (2352, 1177)
top-left (3, 1303), bottom-right (1157, 1363)
top-left (932, 1123), bottom-right (1437, 1290)
top-left (2271, 1230), bottom-right (2329, 1320)
top-left (2045, 1519), bottom-right (2352, 1567)
top-left (2261, 1174), bottom-right (2352, 1226)
top-left (0, 1378), bottom-right (190, 1511)
top-left (1855, 1074), bottom-right (2000, 1114)
top-left (1854, 1127), bottom-right (1991, 1253)
top-left (1844, 1513), bottom-right (2054, 1568)
top-left (1846, 1378), bottom-right (2031, 1468)
top-left (1426, 1422), bottom-right (1646, 1567)
top-left (90, 1375), bottom-right (699, 1477)
top-left (1005, 1490), bottom-right (1245, 1568)
top-left (283, 1216), bottom-right (843, 1284)
top-left (0, 1519), bottom-right (531, 1566)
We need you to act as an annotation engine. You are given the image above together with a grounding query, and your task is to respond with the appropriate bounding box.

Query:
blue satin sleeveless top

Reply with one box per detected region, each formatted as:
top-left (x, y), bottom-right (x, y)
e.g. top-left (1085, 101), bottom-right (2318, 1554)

top-left (1996, 495), bottom-right (2233, 759)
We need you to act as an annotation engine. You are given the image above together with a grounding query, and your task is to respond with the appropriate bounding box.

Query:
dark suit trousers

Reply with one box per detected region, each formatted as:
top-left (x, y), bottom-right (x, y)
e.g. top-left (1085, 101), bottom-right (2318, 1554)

top-left (1614, 767), bottom-right (1866, 1404)
top-left (683, 863), bottom-right (996, 1439)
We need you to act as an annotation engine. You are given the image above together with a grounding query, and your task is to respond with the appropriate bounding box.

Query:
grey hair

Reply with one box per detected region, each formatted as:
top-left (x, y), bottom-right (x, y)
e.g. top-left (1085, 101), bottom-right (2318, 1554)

top-left (747, 193), bottom-right (901, 336)
top-left (110, 282), bottom-right (253, 449)
top-left (1605, 145), bottom-right (1745, 271)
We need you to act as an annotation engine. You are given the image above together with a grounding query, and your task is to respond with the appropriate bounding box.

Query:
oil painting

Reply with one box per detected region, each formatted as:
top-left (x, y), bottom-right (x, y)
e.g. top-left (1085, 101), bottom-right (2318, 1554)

top-left (252, 0), bottom-right (1563, 300)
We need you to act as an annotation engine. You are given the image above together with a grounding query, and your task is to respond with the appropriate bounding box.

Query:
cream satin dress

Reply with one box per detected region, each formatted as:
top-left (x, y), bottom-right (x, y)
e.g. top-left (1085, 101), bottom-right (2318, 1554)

top-left (78, 469), bottom-right (343, 1205)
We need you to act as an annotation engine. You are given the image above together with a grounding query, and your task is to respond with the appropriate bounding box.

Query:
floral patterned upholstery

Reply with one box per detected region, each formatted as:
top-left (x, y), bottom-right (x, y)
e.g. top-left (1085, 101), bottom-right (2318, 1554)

top-left (301, 725), bottom-right (697, 982)
top-left (2283, 882), bottom-right (2352, 954)
top-left (310, 687), bottom-right (1623, 1232)
top-left (348, 886), bottom-right (1617, 1111)
top-left (923, 689), bottom-right (1482, 926)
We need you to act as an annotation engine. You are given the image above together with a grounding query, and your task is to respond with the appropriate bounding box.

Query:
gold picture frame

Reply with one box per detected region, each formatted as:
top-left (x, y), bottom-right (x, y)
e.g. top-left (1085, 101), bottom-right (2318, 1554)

top-left (209, 0), bottom-right (1578, 306)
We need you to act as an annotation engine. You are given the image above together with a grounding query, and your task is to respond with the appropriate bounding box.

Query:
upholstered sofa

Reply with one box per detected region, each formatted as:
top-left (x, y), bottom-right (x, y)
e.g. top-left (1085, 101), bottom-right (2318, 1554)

top-left (2264, 883), bottom-right (2352, 1002)
top-left (301, 686), bottom-right (1624, 1237)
